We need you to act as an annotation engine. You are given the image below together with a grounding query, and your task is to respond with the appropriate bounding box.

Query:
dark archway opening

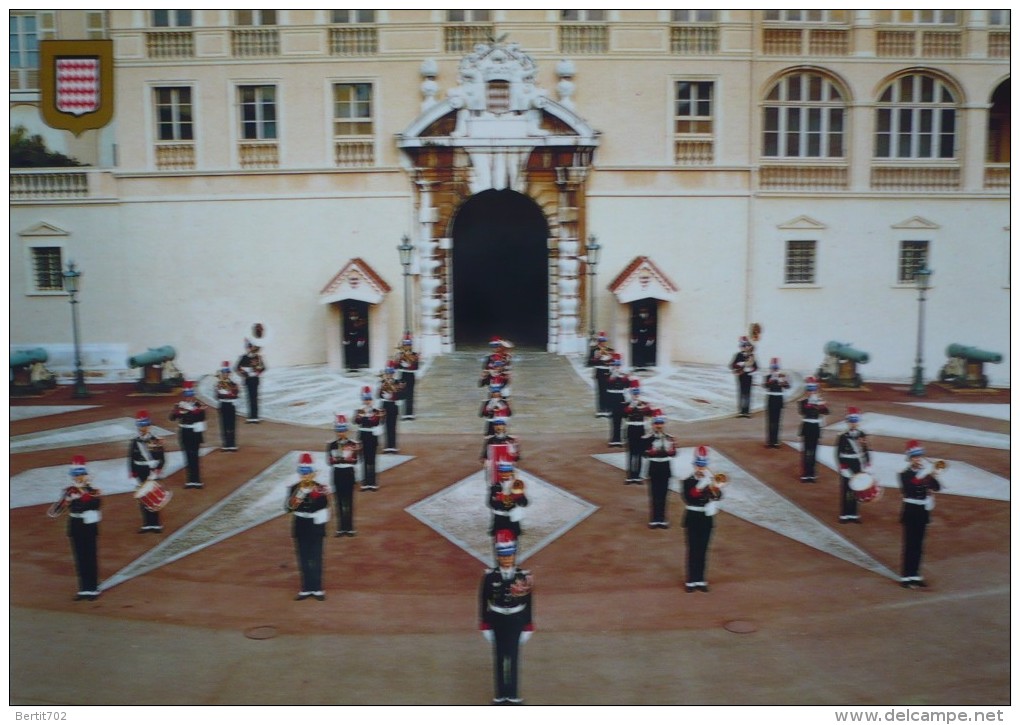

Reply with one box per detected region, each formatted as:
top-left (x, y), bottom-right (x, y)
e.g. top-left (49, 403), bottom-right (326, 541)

top-left (452, 189), bottom-right (549, 348)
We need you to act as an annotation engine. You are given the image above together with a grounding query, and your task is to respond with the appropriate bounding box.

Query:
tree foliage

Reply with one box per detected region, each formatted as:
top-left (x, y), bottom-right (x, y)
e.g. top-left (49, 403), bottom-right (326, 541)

top-left (9, 125), bottom-right (86, 168)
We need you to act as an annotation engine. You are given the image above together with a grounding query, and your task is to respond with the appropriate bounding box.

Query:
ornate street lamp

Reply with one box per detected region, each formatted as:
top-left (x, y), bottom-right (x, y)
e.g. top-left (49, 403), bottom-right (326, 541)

top-left (61, 260), bottom-right (89, 398)
top-left (397, 235), bottom-right (414, 335)
top-left (585, 234), bottom-right (602, 338)
top-left (908, 266), bottom-right (933, 397)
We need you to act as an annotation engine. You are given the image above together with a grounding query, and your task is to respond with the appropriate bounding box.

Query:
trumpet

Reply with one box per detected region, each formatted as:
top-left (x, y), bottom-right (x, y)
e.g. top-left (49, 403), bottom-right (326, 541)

top-left (925, 458), bottom-right (948, 473)
top-left (510, 478), bottom-right (525, 495)
top-left (46, 485), bottom-right (80, 518)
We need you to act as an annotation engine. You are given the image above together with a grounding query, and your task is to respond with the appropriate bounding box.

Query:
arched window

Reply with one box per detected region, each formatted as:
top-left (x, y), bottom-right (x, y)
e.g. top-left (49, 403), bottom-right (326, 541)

top-left (763, 71), bottom-right (846, 158)
top-left (987, 79), bottom-right (1010, 163)
top-left (875, 73), bottom-right (957, 159)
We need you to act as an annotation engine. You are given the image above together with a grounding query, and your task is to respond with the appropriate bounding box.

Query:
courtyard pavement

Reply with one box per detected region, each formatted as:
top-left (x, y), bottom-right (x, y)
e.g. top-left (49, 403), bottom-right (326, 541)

top-left (8, 351), bottom-right (1011, 710)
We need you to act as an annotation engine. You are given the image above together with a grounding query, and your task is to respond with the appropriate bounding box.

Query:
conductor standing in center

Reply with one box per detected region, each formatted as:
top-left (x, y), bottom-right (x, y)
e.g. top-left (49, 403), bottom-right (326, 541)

top-left (479, 530), bottom-right (534, 705)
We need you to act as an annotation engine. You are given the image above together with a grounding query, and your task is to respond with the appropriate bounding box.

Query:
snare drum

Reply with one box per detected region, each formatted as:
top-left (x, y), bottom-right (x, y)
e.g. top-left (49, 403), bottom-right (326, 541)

top-left (849, 472), bottom-right (882, 504)
top-left (134, 480), bottom-right (172, 512)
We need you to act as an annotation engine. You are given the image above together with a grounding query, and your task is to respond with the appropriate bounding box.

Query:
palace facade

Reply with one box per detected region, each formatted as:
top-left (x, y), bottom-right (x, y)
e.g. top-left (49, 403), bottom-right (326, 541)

top-left (9, 10), bottom-right (1011, 386)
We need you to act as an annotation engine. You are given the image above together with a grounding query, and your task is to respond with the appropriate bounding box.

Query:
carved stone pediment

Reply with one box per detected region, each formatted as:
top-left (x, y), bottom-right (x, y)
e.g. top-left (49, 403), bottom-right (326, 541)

top-left (777, 215), bottom-right (827, 231)
top-left (319, 258), bottom-right (391, 305)
top-left (19, 221), bottom-right (70, 237)
top-left (609, 256), bottom-right (679, 303)
top-left (891, 216), bottom-right (940, 230)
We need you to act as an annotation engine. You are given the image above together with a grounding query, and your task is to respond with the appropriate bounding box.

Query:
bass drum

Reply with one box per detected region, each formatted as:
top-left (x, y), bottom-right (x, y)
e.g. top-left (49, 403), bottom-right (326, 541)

top-left (849, 472), bottom-right (882, 504)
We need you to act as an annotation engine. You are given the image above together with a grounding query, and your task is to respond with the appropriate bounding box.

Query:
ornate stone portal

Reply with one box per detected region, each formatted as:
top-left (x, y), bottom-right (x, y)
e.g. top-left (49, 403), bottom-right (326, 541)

top-left (397, 41), bottom-right (600, 355)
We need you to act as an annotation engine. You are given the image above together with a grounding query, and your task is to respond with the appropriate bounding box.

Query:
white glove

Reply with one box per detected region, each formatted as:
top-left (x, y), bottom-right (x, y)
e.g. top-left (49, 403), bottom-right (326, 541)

top-left (519, 630), bottom-right (532, 645)
top-left (482, 629), bottom-right (494, 643)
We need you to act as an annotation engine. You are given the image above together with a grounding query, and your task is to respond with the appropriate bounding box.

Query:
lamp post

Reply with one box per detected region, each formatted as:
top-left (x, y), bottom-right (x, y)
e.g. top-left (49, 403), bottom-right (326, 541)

top-left (908, 266), bottom-right (933, 397)
top-left (61, 260), bottom-right (88, 398)
top-left (585, 234), bottom-right (602, 338)
top-left (397, 235), bottom-right (414, 335)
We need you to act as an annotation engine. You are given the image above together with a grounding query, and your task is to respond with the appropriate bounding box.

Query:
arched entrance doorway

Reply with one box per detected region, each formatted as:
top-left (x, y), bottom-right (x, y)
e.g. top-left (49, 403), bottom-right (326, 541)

top-left (452, 189), bottom-right (549, 348)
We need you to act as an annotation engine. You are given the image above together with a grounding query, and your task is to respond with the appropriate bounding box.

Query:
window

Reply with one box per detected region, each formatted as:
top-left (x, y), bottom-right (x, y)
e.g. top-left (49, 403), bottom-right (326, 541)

top-left (31, 247), bottom-right (64, 292)
top-left (764, 10), bottom-right (847, 23)
top-left (561, 10), bottom-right (605, 22)
top-left (763, 72), bottom-right (846, 158)
top-left (153, 10), bottom-right (193, 27)
top-left (675, 81), bottom-right (713, 134)
top-left (85, 10), bottom-right (106, 39)
top-left (10, 13), bottom-right (39, 73)
top-left (898, 241), bottom-right (929, 283)
top-left (447, 10), bottom-right (490, 22)
top-left (671, 10), bottom-right (717, 22)
top-left (988, 10), bottom-right (1010, 26)
top-left (333, 83), bottom-right (372, 135)
top-left (236, 10), bottom-right (277, 26)
top-left (876, 10), bottom-right (958, 25)
top-left (875, 74), bottom-right (956, 159)
top-left (784, 241), bottom-right (816, 284)
top-left (332, 10), bottom-right (376, 23)
top-left (239, 85), bottom-right (277, 140)
top-left (154, 87), bottom-right (193, 141)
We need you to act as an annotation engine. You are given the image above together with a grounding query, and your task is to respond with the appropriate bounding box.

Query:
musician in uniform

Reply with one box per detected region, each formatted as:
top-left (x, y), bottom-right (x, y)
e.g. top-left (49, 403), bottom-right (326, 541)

top-left (214, 361), bottom-right (240, 451)
top-left (899, 440), bottom-right (942, 589)
top-left (354, 386), bottom-right (384, 491)
top-left (480, 384), bottom-right (512, 436)
top-left (681, 446), bottom-right (724, 593)
top-left (835, 407), bottom-right (870, 523)
top-left (378, 361), bottom-right (405, 453)
top-left (586, 331), bottom-right (614, 417)
top-left (622, 381), bottom-right (654, 483)
top-left (642, 410), bottom-right (677, 528)
top-left (286, 453), bottom-right (329, 601)
top-left (481, 417), bottom-right (521, 485)
top-left (762, 357), bottom-right (791, 448)
top-left (169, 380), bottom-right (207, 489)
top-left (479, 358), bottom-right (512, 398)
top-left (483, 337), bottom-right (513, 372)
top-left (57, 455), bottom-right (102, 601)
top-left (128, 410), bottom-right (166, 533)
top-left (605, 354), bottom-right (631, 447)
top-left (479, 530), bottom-right (534, 705)
top-left (798, 377), bottom-right (829, 482)
top-left (488, 462), bottom-right (528, 545)
top-left (396, 334), bottom-right (421, 420)
top-left (730, 336), bottom-right (757, 418)
top-left (236, 339), bottom-right (266, 423)
top-left (326, 414), bottom-right (360, 537)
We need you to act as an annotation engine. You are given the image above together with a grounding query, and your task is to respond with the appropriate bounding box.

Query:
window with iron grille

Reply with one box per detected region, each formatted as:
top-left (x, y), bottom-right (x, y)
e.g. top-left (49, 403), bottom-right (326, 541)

top-left (31, 247), bottom-right (64, 292)
top-left (333, 83), bottom-right (372, 135)
top-left (239, 85), bottom-right (277, 140)
top-left (875, 74), bottom-right (956, 159)
top-left (332, 10), bottom-right (376, 23)
top-left (784, 240), bottom-right (816, 284)
top-left (236, 10), bottom-right (277, 26)
top-left (675, 81), bottom-right (714, 134)
top-left (898, 241), bottom-right (929, 284)
top-left (154, 87), bottom-right (193, 141)
top-left (152, 10), bottom-right (193, 27)
top-left (671, 10), bottom-right (717, 22)
top-left (763, 72), bottom-right (846, 157)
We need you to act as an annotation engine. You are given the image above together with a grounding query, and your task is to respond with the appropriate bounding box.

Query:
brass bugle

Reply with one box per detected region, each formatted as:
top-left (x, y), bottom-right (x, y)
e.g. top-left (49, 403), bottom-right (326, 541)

top-left (46, 486), bottom-right (78, 518)
top-left (927, 458), bottom-right (948, 472)
top-left (713, 472), bottom-right (729, 485)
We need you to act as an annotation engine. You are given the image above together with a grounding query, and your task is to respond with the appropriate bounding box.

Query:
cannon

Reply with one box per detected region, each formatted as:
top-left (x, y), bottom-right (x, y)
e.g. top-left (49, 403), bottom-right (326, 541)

top-left (127, 345), bottom-right (183, 393)
top-left (10, 347), bottom-right (55, 395)
top-left (939, 344), bottom-right (1003, 389)
top-left (817, 340), bottom-right (870, 388)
